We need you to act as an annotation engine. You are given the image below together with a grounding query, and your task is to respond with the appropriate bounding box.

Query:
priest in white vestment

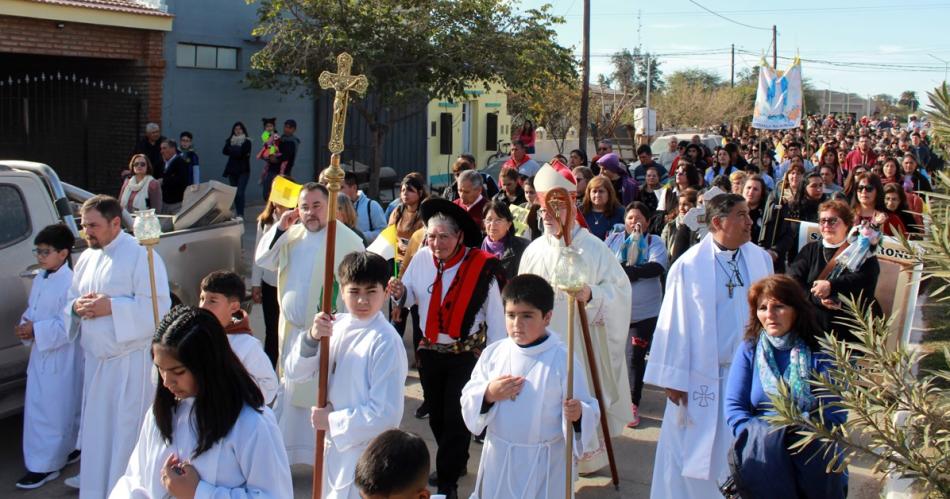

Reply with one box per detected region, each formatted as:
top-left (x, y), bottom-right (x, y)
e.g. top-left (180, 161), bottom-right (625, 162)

top-left (66, 196), bottom-right (171, 498)
top-left (645, 193), bottom-right (773, 498)
top-left (517, 161), bottom-right (632, 474)
top-left (255, 182), bottom-right (364, 464)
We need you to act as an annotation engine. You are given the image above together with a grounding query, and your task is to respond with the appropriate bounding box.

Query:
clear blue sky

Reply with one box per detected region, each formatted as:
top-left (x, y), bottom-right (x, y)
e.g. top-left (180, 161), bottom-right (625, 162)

top-left (518, 0), bottom-right (950, 103)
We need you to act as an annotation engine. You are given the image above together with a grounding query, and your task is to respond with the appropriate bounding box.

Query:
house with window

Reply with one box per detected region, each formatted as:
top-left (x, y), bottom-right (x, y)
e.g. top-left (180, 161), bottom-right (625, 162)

top-left (426, 82), bottom-right (511, 188)
top-left (0, 0), bottom-right (508, 200)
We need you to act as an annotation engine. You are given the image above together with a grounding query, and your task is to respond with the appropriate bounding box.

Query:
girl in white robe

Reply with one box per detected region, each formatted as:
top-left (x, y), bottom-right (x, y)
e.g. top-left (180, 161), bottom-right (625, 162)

top-left (110, 306), bottom-right (292, 498)
top-left (16, 225), bottom-right (83, 489)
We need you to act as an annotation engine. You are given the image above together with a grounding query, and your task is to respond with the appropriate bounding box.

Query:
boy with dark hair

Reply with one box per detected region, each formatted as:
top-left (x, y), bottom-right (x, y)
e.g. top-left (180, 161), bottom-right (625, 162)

top-left (178, 131), bottom-right (201, 185)
top-left (199, 270), bottom-right (278, 404)
top-left (286, 251), bottom-right (408, 498)
top-left (460, 274), bottom-right (600, 498)
top-left (355, 429), bottom-right (431, 499)
top-left (16, 224), bottom-right (82, 489)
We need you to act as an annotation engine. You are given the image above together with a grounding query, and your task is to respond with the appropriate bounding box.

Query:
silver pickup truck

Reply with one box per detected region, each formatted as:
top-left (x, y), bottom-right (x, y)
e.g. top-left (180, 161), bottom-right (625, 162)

top-left (0, 161), bottom-right (244, 417)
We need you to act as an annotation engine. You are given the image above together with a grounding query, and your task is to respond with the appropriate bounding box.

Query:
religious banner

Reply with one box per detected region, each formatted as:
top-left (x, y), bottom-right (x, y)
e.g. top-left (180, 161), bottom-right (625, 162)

top-left (752, 57), bottom-right (803, 130)
top-left (796, 222), bottom-right (923, 350)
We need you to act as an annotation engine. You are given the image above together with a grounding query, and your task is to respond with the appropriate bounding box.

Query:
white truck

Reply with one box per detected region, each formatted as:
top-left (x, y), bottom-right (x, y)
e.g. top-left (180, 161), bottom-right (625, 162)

top-left (0, 161), bottom-right (244, 417)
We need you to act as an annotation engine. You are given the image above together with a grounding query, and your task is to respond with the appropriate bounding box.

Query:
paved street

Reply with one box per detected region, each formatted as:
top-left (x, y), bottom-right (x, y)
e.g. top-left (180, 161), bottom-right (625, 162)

top-left (0, 206), bottom-right (884, 497)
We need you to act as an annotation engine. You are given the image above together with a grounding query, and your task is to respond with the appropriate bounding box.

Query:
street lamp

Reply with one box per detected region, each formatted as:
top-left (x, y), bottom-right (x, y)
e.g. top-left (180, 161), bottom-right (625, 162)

top-left (929, 54), bottom-right (949, 83)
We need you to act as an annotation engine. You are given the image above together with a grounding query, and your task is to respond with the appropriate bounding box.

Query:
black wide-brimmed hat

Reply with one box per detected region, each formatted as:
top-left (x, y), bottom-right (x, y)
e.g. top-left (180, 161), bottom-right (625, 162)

top-left (420, 198), bottom-right (482, 248)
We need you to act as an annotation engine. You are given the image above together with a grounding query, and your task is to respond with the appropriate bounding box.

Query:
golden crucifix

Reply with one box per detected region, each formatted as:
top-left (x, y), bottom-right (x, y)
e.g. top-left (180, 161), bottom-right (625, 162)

top-left (312, 51), bottom-right (368, 499)
top-left (319, 52), bottom-right (369, 155)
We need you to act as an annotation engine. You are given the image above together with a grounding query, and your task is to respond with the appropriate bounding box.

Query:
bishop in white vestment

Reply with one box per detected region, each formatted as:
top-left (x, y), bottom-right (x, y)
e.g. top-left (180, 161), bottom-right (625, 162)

top-left (67, 219), bottom-right (171, 498)
top-left (645, 194), bottom-right (773, 498)
top-left (517, 161), bottom-right (632, 473)
top-left (460, 331), bottom-right (599, 498)
top-left (284, 311), bottom-right (408, 498)
top-left (21, 264), bottom-right (83, 475)
top-left (254, 183), bottom-right (365, 464)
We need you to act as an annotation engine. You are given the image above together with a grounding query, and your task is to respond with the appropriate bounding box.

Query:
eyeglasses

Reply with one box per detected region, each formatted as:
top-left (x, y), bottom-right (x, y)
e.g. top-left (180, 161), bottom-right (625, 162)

top-left (484, 218), bottom-right (508, 226)
top-left (857, 185), bottom-right (876, 192)
top-left (32, 248), bottom-right (55, 257)
top-left (133, 162), bottom-right (147, 167)
top-left (818, 217), bottom-right (840, 227)
top-left (597, 147), bottom-right (609, 152)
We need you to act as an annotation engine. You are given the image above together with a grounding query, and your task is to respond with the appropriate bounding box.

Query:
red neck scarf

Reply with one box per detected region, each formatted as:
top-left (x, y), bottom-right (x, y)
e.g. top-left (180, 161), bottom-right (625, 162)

top-left (424, 247), bottom-right (492, 342)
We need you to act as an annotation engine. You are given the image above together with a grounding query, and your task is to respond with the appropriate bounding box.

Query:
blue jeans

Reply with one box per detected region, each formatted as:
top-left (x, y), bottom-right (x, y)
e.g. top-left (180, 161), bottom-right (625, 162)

top-left (228, 172), bottom-right (249, 217)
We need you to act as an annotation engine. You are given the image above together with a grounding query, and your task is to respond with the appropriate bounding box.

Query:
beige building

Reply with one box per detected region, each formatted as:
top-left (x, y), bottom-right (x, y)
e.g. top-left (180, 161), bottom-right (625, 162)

top-left (425, 82), bottom-right (511, 187)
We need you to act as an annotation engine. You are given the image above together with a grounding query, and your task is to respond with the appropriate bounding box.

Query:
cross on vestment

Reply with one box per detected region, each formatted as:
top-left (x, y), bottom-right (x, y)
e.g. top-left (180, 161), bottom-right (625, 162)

top-left (318, 52), bottom-right (369, 155)
top-left (693, 384), bottom-right (716, 408)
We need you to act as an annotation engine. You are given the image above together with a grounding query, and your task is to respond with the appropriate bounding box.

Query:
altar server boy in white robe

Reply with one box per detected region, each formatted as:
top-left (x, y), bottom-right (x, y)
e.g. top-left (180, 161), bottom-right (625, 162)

top-left (111, 306), bottom-right (292, 498)
top-left (15, 224), bottom-right (83, 490)
top-left (285, 251), bottom-right (409, 498)
top-left (198, 270), bottom-right (278, 404)
top-left (461, 274), bottom-right (600, 499)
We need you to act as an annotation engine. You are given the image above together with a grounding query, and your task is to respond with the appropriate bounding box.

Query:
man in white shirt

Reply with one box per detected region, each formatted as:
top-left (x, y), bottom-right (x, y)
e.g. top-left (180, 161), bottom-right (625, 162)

top-left (388, 198), bottom-right (505, 498)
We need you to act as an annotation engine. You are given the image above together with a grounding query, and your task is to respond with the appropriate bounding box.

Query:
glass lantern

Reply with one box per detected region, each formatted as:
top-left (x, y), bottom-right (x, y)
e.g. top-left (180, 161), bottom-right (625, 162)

top-left (133, 209), bottom-right (162, 244)
top-left (553, 246), bottom-right (587, 295)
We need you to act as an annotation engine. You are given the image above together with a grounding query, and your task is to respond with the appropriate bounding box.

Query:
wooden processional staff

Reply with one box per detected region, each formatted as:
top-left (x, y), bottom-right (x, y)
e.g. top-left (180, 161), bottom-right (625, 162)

top-left (546, 190), bottom-right (620, 495)
top-left (312, 52), bottom-right (368, 499)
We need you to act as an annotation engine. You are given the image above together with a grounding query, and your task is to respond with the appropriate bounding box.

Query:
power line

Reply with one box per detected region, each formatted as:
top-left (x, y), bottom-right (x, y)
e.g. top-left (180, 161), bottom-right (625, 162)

top-left (564, 2), bottom-right (950, 17)
top-left (686, 0), bottom-right (772, 31)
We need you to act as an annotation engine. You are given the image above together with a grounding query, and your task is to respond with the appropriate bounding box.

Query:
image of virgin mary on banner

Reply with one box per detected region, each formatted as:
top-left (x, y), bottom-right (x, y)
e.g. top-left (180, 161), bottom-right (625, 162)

top-left (752, 57), bottom-right (803, 130)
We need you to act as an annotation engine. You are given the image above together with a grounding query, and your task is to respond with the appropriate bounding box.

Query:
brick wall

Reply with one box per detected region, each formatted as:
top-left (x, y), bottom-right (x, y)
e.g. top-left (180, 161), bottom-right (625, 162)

top-left (0, 14), bottom-right (165, 124)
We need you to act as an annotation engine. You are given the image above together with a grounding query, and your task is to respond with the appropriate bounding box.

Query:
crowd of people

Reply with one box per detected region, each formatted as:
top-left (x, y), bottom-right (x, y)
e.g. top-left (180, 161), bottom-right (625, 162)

top-left (11, 112), bottom-right (940, 498)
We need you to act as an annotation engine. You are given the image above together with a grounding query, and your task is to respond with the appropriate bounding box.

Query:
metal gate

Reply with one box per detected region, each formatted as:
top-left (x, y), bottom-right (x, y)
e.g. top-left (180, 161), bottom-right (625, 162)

top-left (0, 72), bottom-right (142, 195)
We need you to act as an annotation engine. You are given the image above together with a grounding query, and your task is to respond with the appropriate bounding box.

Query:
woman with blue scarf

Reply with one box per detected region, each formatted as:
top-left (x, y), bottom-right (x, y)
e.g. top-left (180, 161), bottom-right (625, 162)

top-left (607, 201), bottom-right (668, 428)
top-left (725, 274), bottom-right (848, 499)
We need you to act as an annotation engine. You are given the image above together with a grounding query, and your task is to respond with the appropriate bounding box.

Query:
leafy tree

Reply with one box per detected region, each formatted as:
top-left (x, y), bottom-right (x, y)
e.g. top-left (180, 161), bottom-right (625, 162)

top-left (509, 79), bottom-right (580, 154)
top-left (667, 68), bottom-right (723, 92)
top-left (247, 0), bottom-right (574, 196)
top-left (900, 90), bottom-right (921, 112)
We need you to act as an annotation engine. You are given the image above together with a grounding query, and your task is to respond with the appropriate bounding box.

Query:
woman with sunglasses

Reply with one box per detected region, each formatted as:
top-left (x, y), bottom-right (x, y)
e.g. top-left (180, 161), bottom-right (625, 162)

top-left (852, 172), bottom-right (904, 236)
top-left (787, 200), bottom-right (880, 344)
top-left (119, 154), bottom-right (163, 214)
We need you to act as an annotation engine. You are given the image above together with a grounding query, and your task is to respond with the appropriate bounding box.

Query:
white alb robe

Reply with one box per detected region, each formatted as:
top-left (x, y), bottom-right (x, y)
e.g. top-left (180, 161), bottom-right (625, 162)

top-left (644, 234), bottom-right (773, 498)
top-left (227, 334), bottom-right (278, 404)
top-left (284, 312), bottom-right (408, 498)
top-left (254, 222), bottom-right (364, 464)
top-left (460, 333), bottom-right (599, 499)
top-left (518, 226), bottom-right (632, 473)
top-left (67, 231), bottom-right (171, 499)
top-left (21, 265), bottom-right (83, 473)
top-left (110, 399), bottom-right (292, 498)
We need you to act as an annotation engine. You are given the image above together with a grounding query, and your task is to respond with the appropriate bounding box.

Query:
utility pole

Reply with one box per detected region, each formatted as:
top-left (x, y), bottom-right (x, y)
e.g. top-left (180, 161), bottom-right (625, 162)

top-left (772, 25), bottom-right (777, 69)
top-left (578, 0), bottom-right (591, 153)
top-left (731, 44), bottom-right (735, 87)
top-left (646, 58), bottom-right (652, 108)
top-left (929, 54), bottom-right (949, 83)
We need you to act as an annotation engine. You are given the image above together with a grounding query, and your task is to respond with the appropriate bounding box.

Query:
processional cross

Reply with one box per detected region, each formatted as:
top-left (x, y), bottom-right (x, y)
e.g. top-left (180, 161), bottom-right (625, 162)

top-left (311, 52), bottom-right (368, 499)
top-left (319, 52), bottom-right (369, 156)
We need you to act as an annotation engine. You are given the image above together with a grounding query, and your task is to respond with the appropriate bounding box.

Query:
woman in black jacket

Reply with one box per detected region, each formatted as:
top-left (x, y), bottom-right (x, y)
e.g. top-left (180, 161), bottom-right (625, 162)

top-left (480, 200), bottom-right (529, 283)
top-left (222, 121), bottom-right (252, 217)
top-left (787, 199), bottom-right (880, 344)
